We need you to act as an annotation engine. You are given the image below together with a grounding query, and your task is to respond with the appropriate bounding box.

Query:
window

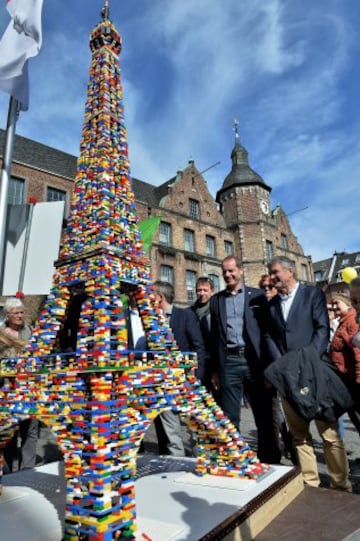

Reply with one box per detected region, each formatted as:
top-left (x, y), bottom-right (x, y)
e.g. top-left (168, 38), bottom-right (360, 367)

top-left (265, 240), bottom-right (273, 262)
top-left (341, 258), bottom-right (349, 266)
top-left (160, 265), bottom-right (174, 284)
top-left (189, 199), bottom-right (200, 220)
top-left (159, 221), bottom-right (172, 246)
top-left (47, 187), bottom-right (67, 216)
top-left (186, 270), bottom-right (197, 303)
top-left (206, 235), bottom-right (216, 257)
top-left (301, 264), bottom-right (308, 281)
top-left (281, 233), bottom-right (288, 250)
top-left (184, 229), bottom-right (195, 252)
top-left (355, 254), bottom-right (360, 263)
top-left (224, 240), bottom-right (233, 256)
top-left (314, 270), bottom-right (323, 282)
top-left (8, 177), bottom-right (25, 205)
top-left (47, 186), bottom-right (67, 203)
top-left (208, 273), bottom-right (220, 292)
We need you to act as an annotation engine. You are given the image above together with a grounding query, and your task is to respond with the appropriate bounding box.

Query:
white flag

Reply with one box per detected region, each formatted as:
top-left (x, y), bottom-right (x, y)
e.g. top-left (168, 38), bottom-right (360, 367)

top-left (0, 0), bottom-right (44, 110)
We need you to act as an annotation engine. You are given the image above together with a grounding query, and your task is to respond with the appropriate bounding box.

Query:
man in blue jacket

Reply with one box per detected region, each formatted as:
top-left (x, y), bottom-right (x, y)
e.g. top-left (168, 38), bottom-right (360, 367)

top-left (153, 280), bottom-right (206, 456)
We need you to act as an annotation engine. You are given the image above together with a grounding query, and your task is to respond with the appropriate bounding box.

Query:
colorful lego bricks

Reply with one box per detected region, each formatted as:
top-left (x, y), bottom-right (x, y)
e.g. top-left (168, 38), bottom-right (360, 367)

top-left (0, 8), bottom-right (268, 541)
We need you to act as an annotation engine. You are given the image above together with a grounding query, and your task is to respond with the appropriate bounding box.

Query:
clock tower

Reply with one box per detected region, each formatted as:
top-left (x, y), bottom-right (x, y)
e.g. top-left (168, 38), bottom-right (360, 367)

top-left (216, 122), bottom-right (274, 284)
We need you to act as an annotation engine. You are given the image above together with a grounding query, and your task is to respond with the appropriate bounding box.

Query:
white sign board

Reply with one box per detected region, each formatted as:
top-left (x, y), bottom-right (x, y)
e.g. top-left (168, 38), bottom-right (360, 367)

top-left (2, 201), bottom-right (64, 295)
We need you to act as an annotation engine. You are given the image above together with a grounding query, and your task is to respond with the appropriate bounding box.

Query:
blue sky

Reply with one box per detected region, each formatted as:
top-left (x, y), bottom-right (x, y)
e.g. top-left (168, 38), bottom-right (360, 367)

top-left (0, 0), bottom-right (359, 262)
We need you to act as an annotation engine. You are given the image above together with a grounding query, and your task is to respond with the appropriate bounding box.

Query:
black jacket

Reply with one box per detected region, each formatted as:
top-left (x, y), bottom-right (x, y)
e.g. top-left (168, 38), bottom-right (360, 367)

top-left (170, 306), bottom-right (206, 380)
top-left (266, 284), bottom-right (330, 361)
top-left (264, 345), bottom-right (353, 423)
top-left (209, 286), bottom-right (269, 378)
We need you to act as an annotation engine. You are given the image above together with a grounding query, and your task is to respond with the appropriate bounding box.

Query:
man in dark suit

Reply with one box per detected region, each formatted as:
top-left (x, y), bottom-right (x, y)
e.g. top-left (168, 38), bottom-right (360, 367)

top-left (153, 280), bottom-right (206, 456)
top-left (266, 255), bottom-right (351, 490)
top-left (191, 276), bottom-right (215, 390)
top-left (210, 256), bottom-right (281, 463)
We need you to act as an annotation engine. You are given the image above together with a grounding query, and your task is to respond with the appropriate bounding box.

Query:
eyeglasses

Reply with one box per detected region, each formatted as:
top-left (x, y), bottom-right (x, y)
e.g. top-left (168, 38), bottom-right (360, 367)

top-left (261, 285), bottom-right (274, 291)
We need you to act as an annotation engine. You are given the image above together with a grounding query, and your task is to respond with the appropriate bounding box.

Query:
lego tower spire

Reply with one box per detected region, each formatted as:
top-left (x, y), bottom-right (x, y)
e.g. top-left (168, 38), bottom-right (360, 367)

top-left (101, 0), bottom-right (110, 20)
top-left (60, 10), bottom-right (143, 262)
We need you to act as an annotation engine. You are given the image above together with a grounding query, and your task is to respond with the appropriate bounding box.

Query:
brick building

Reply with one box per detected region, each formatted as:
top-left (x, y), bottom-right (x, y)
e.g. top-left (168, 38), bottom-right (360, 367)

top-left (216, 132), bottom-right (311, 287)
top-left (0, 127), bottom-right (312, 308)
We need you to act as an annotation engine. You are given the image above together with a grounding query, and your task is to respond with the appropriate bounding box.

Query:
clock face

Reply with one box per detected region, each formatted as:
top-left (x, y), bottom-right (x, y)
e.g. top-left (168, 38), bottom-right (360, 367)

top-left (260, 200), bottom-right (269, 215)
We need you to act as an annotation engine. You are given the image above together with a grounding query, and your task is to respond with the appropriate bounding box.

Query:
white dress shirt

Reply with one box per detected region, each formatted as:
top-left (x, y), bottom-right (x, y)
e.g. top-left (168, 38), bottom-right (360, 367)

top-left (279, 282), bottom-right (300, 321)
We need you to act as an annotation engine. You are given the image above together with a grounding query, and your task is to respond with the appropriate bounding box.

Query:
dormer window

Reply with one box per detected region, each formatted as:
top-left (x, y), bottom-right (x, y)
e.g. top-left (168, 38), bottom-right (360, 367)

top-left (189, 199), bottom-right (200, 220)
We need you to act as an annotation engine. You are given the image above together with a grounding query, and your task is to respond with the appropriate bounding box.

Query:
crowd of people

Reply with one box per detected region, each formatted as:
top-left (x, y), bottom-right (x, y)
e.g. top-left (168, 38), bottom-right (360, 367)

top-left (1, 258), bottom-right (359, 494)
top-left (150, 255), bottom-right (360, 492)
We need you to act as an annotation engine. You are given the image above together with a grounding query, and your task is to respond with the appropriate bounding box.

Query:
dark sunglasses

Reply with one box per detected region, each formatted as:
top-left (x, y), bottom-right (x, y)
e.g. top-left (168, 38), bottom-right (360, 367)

top-left (261, 285), bottom-right (274, 291)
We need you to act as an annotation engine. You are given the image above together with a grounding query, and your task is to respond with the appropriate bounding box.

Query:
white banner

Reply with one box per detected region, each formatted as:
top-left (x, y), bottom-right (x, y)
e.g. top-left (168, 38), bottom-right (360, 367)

top-left (2, 201), bottom-right (64, 295)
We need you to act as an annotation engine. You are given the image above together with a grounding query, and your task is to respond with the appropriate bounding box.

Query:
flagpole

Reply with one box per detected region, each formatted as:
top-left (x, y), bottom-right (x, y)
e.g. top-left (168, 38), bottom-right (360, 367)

top-left (0, 95), bottom-right (19, 293)
top-left (17, 201), bottom-right (34, 294)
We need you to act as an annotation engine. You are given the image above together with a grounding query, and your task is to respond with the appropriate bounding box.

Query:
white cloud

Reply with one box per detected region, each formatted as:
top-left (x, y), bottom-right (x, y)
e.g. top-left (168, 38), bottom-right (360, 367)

top-left (0, 0), bottom-right (358, 263)
top-left (283, 135), bottom-right (360, 259)
top-left (256, 1), bottom-right (306, 74)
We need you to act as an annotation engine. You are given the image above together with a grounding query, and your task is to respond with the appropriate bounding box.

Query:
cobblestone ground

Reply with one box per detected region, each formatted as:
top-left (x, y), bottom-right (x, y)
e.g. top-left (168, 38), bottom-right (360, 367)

top-left (236, 406), bottom-right (360, 494)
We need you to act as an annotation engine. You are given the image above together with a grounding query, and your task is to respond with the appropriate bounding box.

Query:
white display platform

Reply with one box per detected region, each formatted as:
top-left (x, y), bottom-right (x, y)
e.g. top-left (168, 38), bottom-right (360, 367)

top-left (1, 462), bottom-right (63, 541)
top-left (135, 460), bottom-right (297, 541)
top-left (1, 459), bottom-right (302, 541)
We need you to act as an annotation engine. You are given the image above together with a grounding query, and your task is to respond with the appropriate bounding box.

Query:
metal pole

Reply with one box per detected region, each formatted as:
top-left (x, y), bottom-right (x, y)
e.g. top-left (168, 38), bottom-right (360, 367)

top-left (17, 202), bottom-right (34, 293)
top-left (0, 96), bottom-right (19, 294)
top-left (102, 0), bottom-right (110, 19)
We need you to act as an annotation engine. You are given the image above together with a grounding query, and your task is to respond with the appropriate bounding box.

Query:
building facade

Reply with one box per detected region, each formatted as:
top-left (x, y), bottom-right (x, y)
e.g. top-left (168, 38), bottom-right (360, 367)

top-left (313, 250), bottom-right (360, 292)
top-left (215, 132), bottom-right (311, 287)
top-left (0, 128), bottom-right (313, 307)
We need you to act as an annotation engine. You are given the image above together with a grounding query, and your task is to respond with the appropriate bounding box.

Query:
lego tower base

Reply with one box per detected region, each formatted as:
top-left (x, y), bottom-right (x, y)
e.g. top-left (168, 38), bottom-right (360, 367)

top-left (135, 458), bottom-right (303, 541)
top-left (1, 459), bottom-right (303, 541)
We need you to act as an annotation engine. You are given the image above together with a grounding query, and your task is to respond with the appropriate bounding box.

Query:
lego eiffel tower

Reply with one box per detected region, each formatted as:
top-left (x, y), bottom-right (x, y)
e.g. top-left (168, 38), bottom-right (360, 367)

top-left (0, 3), bottom-right (268, 540)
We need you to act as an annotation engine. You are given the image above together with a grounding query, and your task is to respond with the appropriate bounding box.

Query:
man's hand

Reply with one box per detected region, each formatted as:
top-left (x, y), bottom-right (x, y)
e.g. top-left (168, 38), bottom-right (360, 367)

top-left (264, 378), bottom-right (273, 390)
top-left (211, 372), bottom-right (220, 391)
